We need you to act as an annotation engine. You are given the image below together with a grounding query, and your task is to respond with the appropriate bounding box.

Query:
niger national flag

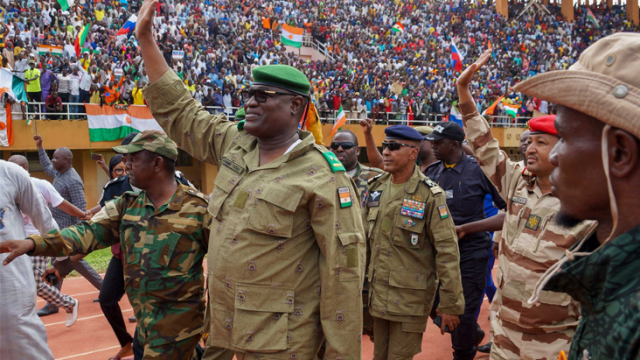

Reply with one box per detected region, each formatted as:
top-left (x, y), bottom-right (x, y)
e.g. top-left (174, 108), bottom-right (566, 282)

top-left (0, 87), bottom-right (13, 147)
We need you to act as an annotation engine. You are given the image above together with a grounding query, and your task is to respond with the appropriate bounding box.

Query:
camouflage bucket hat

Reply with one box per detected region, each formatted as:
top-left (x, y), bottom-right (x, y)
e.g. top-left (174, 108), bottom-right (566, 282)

top-left (112, 130), bottom-right (178, 160)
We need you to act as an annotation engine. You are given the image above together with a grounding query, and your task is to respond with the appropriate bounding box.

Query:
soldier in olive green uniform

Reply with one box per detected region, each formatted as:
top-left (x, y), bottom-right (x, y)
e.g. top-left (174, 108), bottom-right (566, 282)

top-left (0, 131), bottom-right (211, 360)
top-left (134, 6), bottom-right (366, 358)
top-left (329, 130), bottom-right (383, 340)
top-left (363, 125), bottom-right (465, 359)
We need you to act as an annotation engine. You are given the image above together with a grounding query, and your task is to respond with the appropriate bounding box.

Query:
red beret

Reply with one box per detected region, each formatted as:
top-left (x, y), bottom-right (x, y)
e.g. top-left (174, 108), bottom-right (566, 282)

top-left (528, 115), bottom-right (558, 136)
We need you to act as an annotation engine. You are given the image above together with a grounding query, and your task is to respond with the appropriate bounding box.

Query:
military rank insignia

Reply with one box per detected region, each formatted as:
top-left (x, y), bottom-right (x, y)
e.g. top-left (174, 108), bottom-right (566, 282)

top-left (438, 205), bottom-right (449, 219)
top-left (511, 196), bottom-right (527, 205)
top-left (401, 199), bottom-right (425, 219)
top-left (338, 187), bottom-right (352, 208)
top-left (525, 215), bottom-right (541, 230)
top-left (368, 190), bottom-right (382, 207)
top-left (411, 233), bottom-right (419, 246)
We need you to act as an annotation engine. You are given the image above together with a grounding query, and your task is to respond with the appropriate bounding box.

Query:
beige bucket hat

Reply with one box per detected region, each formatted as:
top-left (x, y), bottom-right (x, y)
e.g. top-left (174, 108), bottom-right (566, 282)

top-left (514, 33), bottom-right (640, 139)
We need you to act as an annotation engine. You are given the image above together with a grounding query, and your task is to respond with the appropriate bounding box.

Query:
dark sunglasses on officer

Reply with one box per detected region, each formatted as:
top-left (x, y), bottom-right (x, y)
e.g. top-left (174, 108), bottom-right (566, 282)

top-left (382, 141), bottom-right (418, 151)
top-left (330, 142), bottom-right (357, 150)
top-left (241, 89), bottom-right (296, 103)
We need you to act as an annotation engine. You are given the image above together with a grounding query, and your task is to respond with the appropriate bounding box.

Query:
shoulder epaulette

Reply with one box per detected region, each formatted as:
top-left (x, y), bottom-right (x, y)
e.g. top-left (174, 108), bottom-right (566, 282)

top-left (312, 145), bottom-right (346, 173)
top-left (103, 175), bottom-right (127, 190)
top-left (183, 186), bottom-right (210, 202)
top-left (237, 120), bottom-right (245, 131)
top-left (423, 178), bottom-right (443, 195)
top-left (468, 156), bottom-right (478, 163)
top-left (368, 173), bottom-right (384, 184)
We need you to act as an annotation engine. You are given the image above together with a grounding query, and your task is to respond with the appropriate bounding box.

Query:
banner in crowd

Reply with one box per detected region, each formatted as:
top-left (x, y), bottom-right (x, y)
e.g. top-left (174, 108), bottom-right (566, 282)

top-left (449, 101), bottom-right (463, 127)
top-left (0, 88), bottom-right (13, 147)
top-left (172, 50), bottom-right (184, 59)
top-left (503, 104), bottom-right (520, 118)
top-left (38, 45), bottom-right (63, 57)
top-left (86, 104), bottom-right (163, 142)
top-left (74, 24), bottom-right (90, 57)
top-left (281, 24), bottom-right (303, 48)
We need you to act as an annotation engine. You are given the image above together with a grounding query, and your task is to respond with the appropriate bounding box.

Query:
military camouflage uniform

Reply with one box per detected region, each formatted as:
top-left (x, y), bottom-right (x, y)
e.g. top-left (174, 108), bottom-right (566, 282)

top-left (353, 163), bottom-right (384, 201)
top-left (28, 184), bottom-right (210, 360)
top-left (363, 167), bottom-right (464, 359)
top-left (459, 101), bottom-right (598, 360)
top-left (351, 162), bottom-right (383, 339)
top-left (142, 70), bottom-right (366, 360)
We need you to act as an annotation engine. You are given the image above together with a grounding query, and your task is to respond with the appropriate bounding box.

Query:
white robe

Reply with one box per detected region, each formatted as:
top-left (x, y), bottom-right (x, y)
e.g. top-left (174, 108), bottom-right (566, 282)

top-left (0, 160), bottom-right (57, 360)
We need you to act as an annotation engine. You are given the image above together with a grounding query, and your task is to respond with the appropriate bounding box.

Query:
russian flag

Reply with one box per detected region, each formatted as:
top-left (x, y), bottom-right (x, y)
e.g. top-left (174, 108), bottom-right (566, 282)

top-left (116, 14), bottom-right (137, 36)
top-left (451, 41), bottom-right (464, 72)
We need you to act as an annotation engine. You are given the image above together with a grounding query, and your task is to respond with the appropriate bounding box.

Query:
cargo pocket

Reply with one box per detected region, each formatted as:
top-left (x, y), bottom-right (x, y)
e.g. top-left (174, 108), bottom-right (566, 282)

top-left (337, 232), bottom-right (362, 282)
top-left (387, 270), bottom-right (428, 316)
top-left (248, 185), bottom-right (303, 238)
top-left (231, 284), bottom-right (295, 352)
top-left (392, 214), bottom-right (426, 249)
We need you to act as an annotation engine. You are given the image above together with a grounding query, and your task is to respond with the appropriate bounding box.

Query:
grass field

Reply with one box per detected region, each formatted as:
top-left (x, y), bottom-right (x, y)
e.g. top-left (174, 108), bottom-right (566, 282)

top-left (68, 247), bottom-right (113, 277)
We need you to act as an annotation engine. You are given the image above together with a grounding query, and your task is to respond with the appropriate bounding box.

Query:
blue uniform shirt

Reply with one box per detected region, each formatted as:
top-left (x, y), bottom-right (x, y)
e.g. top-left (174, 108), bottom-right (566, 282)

top-left (424, 153), bottom-right (506, 252)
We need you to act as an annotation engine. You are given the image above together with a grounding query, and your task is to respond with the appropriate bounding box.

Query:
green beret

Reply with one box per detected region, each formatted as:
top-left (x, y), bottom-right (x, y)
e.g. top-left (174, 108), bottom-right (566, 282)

top-left (234, 108), bottom-right (245, 120)
top-left (252, 65), bottom-right (310, 96)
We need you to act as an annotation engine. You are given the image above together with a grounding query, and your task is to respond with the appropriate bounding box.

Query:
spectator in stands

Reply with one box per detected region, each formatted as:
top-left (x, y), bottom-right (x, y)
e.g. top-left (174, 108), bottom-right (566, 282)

top-left (45, 90), bottom-right (63, 120)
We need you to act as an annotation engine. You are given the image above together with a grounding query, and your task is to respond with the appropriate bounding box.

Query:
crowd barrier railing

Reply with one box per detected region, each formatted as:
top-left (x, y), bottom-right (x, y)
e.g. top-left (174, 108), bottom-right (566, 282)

top-left (12, 102), bottom-right (530, 128)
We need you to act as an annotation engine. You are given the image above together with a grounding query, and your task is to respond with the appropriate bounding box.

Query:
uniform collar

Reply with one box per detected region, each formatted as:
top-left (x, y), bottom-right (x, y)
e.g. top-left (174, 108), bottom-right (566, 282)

top-left (438, 152), bottom-right (468, 174)
top-left (140, 182), bottom-right (184, 213)
top-left (242, 131), bottom-right (315, 171)
top-left (392, 165), bottom-right (423, 196)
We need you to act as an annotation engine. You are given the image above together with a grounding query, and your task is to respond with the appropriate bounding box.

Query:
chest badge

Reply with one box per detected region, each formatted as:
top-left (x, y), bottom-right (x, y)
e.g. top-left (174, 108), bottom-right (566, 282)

top-left (411, 233), bottom-right (419, 246)
top-left (404, 219), bottom-right (415, 227)
top-left (338, 187), bottom-right (352, 208)
top-left (511, 196), bottom-right (527, 205)
top-left (401, 199), bottom-right (425, 219)
top-left (525, 215), bottom-right (541, 230)
top-left (368, 190), bottom-right (382, 207)
top-left (412, 194), bottom-right (423, 202)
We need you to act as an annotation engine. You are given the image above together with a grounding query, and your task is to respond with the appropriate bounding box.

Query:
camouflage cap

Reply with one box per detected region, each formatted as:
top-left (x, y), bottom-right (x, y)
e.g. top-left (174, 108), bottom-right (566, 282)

top-left (112, 130), bottom-right (178, 160)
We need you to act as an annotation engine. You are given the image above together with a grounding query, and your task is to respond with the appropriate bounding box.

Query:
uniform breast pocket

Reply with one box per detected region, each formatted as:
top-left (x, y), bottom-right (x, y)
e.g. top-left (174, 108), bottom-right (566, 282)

top-left (247, 185), bottom-right (303, 238)
top-left (208, 167), bottom-right (242, 219)
top-left (393, 214), bottom-right (426, 249)
top-left (367, 208), bottom-right (379, 238)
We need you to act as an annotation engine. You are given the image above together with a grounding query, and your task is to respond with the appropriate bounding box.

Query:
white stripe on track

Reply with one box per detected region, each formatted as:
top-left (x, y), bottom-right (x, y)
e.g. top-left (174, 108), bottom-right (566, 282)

top-left (45, 308), bottom-right (133, 327)
top-left (55, 345), bottom-right (122, 360)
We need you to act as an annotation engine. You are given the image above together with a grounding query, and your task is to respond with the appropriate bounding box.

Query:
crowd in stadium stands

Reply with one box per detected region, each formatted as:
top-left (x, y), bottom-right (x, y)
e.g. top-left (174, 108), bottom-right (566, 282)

top-left (0, 0), bottom-right (638, 123)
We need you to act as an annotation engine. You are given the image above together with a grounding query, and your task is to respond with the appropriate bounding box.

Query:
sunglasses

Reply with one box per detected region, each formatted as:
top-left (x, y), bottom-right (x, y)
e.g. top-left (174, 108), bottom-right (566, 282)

top-left (113, 168), bottom-right (126, 175)
top-left (330, 142), bottom-right (357, 150)
top-left (241, 89), bottom-right (296, 103)
top-left (382, 141), bottom-right (417, 151)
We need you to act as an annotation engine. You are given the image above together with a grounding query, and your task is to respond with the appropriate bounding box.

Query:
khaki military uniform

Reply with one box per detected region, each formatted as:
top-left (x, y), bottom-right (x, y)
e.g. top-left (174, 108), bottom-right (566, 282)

top-left (460, 101), bottom-right (598, 360)
top-left (352, 162), bottom-right (383, 339)
top-left (363, 166), bottom-right (464, 359)
top-left (29, 184), bottom-right (211, 360)
top-left (142, 70), bottom-right (367, 360)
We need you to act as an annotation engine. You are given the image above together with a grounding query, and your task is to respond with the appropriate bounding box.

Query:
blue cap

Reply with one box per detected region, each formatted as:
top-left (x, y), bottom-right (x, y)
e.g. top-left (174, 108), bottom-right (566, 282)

top-left (384, 125), bottom-right (424, 141)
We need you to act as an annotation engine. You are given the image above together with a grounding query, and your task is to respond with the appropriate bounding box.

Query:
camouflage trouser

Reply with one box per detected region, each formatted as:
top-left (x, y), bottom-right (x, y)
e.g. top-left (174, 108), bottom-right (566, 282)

top-left (490, 316), bottom-right (574, 360)
top-left (143, 335), bottom-right (201, 360)
top-left (372, 317), bottom-right (424, 360)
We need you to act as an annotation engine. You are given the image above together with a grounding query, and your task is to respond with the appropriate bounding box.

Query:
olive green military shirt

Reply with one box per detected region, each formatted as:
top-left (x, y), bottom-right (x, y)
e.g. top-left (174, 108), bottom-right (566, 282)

top-left (29, 184), bottom-right (210, 348)
top-left (363, 166), bottom-right (464, 330)
top-left (142, 70), bottom-right (367, 360)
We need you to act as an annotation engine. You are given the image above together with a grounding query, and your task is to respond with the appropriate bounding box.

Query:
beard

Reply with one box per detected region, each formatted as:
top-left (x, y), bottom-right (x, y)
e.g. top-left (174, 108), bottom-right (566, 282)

top-left (554, 211), bottom-right (584, 229)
